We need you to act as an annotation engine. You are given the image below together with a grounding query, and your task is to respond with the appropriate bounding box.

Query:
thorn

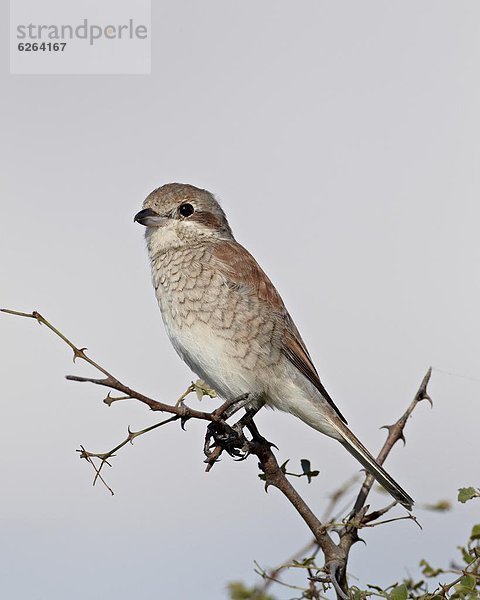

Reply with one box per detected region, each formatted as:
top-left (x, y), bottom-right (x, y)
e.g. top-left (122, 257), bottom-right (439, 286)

top-left (410, 514), bottom-right (423, 530)
top-left (328, 563), bottom-right (348, 600)
top-left (356, 536), bottom-right (367, 546)
top-left (72, 347), bottom-right (87, 363)
top-left (104, 392), bottom-right (113, 406)
top-left (423, 393), bottom-right (433, 407)
top-left (180, 416), bottom-right (190, 430)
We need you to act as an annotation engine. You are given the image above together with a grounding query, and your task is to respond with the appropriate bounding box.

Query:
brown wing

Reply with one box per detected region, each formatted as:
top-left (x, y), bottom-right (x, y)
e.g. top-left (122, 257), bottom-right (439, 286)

top-left (211, 240), bottom-right (348, 424)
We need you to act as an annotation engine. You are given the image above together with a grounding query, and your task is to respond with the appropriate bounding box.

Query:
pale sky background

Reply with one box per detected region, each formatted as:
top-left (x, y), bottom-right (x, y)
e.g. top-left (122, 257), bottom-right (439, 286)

top-left (1, 1), bottom-right (480, 599)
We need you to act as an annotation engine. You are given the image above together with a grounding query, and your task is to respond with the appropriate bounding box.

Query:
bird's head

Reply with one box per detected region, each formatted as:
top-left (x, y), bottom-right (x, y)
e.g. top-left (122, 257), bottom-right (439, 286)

top-left (134, 183), bottom-right (234, 252)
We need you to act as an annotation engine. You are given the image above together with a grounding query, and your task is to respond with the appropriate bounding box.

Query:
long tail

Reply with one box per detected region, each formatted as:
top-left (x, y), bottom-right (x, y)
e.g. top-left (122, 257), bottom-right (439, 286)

top-left (334, 421), bottom-right (414, 510)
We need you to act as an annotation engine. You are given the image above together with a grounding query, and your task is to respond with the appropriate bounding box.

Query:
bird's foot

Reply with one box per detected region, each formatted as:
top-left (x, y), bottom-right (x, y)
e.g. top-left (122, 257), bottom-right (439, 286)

top-left (203, 420), bottom-right (250, 462)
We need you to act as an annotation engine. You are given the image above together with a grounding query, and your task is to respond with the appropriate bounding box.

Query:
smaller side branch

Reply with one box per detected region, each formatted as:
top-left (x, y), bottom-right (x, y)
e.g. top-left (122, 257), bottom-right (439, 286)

top-left (1, 309), bottom-right (215, 422)
top-left (352, 367), bottom-right (432, 514)
top-left (332, 368), bottom-right (433, 596)
top-left (1, 309), bottom-right (112, 376)
top-left (78, 415), bottom-right (179, 494)
top-left (65, 374), bottom-right (214, 421)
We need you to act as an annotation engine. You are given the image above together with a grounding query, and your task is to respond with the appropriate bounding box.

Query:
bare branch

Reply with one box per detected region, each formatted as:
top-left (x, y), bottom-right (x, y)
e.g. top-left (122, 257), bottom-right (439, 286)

top-left (332, 368), bottom-right (433, 595)
top-left (353, 367), bottom-right (432, 514)
top-left (78, 445), bottom-right (115, 495)
top-left (1, 309), bottom-right (217, 422)
top-left (65, 373), bottom-right (214, 420)
top-left (1, 309), bottom-right (112, 377)
top-left (258, 539), bottom-right (318, 594)
top-left (77, 415), bottom-right (179, 493)
top-left (361, 513), bottom-right (422, 530)
top-left (255, 369), bottom-right (434, 598)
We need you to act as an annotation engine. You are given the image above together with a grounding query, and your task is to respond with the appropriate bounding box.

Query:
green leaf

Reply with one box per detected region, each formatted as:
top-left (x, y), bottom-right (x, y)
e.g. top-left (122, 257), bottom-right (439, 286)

top-left (367, 584), bottom-right (386, 593)
top-left (459, 545), bottom-right (476, 565)
top-left (470, 523), bottom-right (480, 540)
top-left (306, 470), bottom-right (320, 483)
top-left (409, 579), bottom-right (425, 592)
top-left (193, 379), bottom-right (217, 400)
top-left (292, 556), bottom-right (316, 567)
top-left (300, 459), bottom-right (311, 474)
top-left (458, 487), bottom-right (479, 503)
top-left (350, 587), bottom-right (372, 600)
top-left (460, 575), bottom-right (475, 590)
top-left (390, 584), bottom-right (408, 600)
top-left (227, 582), bottom-right (275, 600)
top-left (424, 500), bottom-right (451, 512)
top-left (419, 559), bottom-right (443, 578)
top-left (300, 459), bottom-right (319, 483)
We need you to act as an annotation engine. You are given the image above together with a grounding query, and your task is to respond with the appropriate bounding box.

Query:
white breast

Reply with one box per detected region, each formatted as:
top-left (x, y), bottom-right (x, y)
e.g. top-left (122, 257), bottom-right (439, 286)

top-left (159, 297), bottom-right (256, 400)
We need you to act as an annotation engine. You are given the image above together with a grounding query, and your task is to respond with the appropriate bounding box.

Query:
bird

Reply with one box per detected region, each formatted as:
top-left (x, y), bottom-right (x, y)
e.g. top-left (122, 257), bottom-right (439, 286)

top-left (134, 183), bottom-right (413, 510)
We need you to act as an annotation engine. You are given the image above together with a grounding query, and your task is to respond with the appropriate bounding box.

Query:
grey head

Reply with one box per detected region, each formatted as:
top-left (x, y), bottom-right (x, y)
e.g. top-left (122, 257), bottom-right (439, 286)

top-left (134, 183), bottom-right (234, 250)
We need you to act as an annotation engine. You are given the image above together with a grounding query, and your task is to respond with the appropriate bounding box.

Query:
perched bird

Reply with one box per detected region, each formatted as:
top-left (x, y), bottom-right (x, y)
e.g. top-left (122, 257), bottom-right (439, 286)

top-left (134, 183), bottom-right (413, 510)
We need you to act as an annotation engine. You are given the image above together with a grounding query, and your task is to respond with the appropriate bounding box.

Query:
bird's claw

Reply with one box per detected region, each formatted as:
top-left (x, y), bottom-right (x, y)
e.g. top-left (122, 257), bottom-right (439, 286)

top-left (203, 420), bottom-right (251, 460)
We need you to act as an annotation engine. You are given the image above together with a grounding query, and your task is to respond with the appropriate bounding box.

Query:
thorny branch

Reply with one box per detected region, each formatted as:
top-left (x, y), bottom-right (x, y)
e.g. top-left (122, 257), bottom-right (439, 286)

top-left (353, 367), bottom-right (433, 515)
top-left (1, 309), bottom-right (433, 599)
top-left (77, 415), bottom-right (180, 495)
top-left (330, 369), bottom-right (433, 593)
top-left (255, 370), bottom-right (433, 597)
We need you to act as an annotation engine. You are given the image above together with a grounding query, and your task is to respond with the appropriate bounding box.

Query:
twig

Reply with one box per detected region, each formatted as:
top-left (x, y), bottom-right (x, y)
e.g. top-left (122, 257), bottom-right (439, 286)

top-left (363, 500), bottom-right (397, 523)
top-left (1, 310), bottom-right (215, 422)
top-left (1, 309), bottom-right (112, 376)
top-left (333, 368), bottom-right (433, 594)
top-left (257, 541), bottom-right (318, 593)
top-left (78, 415), bottom-right (179, 493)
top-left (361, 513), bottom-right (422, 530)
top-left (79, 445), bottom-right (115, 495)
top-left (438, 556), bottom-right (480, 597)
top-left (353, 367), bottom-right (432, 514)
top-left (175, 384), bottom-right (195, 406)
top-left (254, 560), bottom-right (308, 592)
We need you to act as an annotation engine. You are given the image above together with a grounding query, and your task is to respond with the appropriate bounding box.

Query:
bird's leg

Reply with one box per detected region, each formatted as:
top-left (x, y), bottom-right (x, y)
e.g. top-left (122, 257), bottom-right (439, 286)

top-left (232, 405), bottom-right (262, 435)
top-left (216, 392), bottom-right (252, 420)
top-left (231, 401), bottom-right (274, 447)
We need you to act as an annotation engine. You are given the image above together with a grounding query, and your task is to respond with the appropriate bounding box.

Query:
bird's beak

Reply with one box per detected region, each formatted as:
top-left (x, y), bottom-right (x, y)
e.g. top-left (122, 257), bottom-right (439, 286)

top-left (134, 208), bottom-right (167, 227)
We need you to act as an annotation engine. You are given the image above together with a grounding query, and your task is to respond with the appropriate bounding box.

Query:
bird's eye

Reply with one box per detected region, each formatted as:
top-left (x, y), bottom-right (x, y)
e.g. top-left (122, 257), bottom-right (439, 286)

top-left (179, 203), bottom-right (194, 217)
